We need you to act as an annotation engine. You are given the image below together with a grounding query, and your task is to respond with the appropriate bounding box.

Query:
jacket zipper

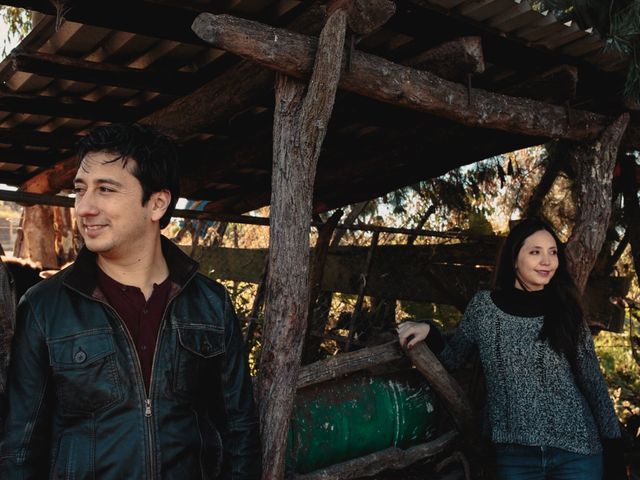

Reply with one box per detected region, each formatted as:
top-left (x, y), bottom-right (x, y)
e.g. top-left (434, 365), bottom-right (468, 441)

top-left (88, 295), bottom-right (176, 479)
top-left (67, 269), bottom-right (197, 479)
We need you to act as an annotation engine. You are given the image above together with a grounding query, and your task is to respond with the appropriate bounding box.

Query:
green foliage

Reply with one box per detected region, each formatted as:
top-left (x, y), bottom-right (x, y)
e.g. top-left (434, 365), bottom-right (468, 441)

top-left (595, 318), bottom-right (640, 425)
top-left (0, 7), bottom-right (32, 57)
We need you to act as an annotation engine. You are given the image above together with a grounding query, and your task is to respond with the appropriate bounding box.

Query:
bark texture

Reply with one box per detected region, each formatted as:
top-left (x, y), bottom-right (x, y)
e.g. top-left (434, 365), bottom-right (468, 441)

top-left (566, 113), bottom-right (630, 294)
top-left (256, 10), bottom-right (347, 479)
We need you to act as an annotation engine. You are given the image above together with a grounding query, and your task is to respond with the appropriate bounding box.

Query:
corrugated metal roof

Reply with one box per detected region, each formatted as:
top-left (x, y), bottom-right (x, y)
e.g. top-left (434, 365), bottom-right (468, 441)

top-left (424, 0), bottom-right (627, 73)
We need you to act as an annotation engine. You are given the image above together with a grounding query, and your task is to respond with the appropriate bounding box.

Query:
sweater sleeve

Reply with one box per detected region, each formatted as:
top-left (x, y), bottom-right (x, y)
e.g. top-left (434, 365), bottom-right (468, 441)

top-left (436, 292), bottom-right (481, 371)
top-left (574, 322), bottom-right (621, 440)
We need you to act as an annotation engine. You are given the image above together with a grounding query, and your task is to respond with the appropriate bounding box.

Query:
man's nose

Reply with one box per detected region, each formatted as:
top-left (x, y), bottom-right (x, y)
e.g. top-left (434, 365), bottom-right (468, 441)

top-left (75, 192), bottom-right (98, 217)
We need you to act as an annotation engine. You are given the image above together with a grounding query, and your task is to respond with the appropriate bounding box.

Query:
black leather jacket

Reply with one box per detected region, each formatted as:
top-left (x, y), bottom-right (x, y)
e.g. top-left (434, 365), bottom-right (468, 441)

top-left (0, 237), bottom-right (261, 479)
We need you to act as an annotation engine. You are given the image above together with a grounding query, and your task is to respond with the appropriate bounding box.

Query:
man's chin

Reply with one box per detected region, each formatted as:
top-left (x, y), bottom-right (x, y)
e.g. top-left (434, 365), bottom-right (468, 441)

top-left (81, 238), bottom-right (112, 254)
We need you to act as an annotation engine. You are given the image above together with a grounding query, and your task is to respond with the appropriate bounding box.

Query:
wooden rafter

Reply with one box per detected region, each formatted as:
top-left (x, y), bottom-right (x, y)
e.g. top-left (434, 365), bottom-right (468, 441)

top-left (0, 92), bottom-right (143, 122)
top-left (10, 51), bottom-right (196, 95)
top-left (0, 127), bottom-right (81, 148)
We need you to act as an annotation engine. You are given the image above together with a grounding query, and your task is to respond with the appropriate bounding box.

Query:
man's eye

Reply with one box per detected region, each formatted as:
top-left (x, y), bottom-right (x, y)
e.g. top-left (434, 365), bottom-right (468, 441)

top-left (99, 187), bottom-right (114, 193)
top-left (72, 187), bottom-right (84, 194)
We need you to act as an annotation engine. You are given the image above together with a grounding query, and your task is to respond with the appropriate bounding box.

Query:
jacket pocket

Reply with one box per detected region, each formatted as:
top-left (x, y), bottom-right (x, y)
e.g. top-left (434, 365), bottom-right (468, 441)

top-left (51, 430), bottom-right (95, 480)
top-left (49, 330), bottom-right (123, 415)
top-left (173, 325), bottom-right (224, 396)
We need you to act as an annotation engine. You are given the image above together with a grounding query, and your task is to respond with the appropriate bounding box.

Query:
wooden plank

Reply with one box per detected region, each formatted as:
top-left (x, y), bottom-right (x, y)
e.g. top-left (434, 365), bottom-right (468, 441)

top-left (293, 430), bottom-right (458, 479)
top-left (402, 36), bottom-right (485, 82)
top-left (190, 244), bottom-right (629, 329)
top-left (0, 127), bottom-right (81, 148)
top-left (10, 51), bottom-right (196, 95)
top-left (191, 13), bottom-right (640, 149)
top-left (0, 92), bottom-right (143, 121)
top-left (502, 65), bottom-right (578, 104)
top-left (189, 244), bottom-right (497, 303)
top-left (0, 147), bottom-right (64, 167)
top-left (406, 342), bottom-right (475, 439)
top-left (297, 340), bottom-right (405, 389)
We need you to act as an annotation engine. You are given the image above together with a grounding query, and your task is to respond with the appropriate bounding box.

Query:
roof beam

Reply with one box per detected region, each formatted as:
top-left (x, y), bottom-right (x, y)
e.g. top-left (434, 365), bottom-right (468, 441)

top-left (0, 93), bottom-right (143, 121)
top-left (0, 147), bottom-right (63, 167)
top-left (192, 13), bottom-right (640, 149)
top-left (0, 127), bottom-right (81, 148)
top-left (10, 51), bottom-right (196, 95)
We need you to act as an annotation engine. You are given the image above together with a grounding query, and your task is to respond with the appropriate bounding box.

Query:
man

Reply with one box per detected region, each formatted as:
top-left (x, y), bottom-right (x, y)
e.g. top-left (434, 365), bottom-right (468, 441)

top-left (0, 124), bottom-right (261, 479)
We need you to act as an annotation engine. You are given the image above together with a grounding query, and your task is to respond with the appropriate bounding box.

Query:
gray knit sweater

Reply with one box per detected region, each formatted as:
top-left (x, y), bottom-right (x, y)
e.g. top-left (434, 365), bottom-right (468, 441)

top-left (439, 290), bottom-right (620, 454)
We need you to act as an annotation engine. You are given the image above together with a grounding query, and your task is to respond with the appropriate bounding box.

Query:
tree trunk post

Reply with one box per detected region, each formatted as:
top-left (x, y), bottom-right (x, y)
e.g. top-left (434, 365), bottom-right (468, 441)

top-left (256, 8), bottom-right (348, 479)
top-left (566, 113), bottom-right (629, 294)
top-left (620, 154), bottom-right (640, 289)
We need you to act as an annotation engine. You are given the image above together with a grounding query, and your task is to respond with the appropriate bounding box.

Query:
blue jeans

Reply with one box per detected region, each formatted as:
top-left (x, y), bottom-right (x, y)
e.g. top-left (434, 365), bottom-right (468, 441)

top-left (495, 444), bottom-right (603, 480)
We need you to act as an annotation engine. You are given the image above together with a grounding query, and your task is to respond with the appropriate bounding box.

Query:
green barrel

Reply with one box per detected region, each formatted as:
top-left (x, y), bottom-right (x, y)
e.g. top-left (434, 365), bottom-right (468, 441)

top-left (287, 371), bottom-right (438, 474)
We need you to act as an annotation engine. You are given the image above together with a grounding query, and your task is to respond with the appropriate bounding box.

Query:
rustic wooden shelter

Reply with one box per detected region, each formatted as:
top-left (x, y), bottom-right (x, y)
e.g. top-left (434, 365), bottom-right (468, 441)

top-left (0, 0), bottom-right (638, 478)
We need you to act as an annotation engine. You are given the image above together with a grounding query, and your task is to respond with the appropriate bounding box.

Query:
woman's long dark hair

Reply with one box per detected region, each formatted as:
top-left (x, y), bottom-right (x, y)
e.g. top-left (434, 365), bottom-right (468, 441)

top-left (493, 217), bottom-right (584, 364)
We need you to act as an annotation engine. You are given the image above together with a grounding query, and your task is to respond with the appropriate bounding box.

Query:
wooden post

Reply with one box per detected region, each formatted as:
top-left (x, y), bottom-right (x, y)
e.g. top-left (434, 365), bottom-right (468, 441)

top-left (256, 8), bottom-right (348, 479)
top-left (621, 155), bottom-right (640, 289)
top-left (14, 205), bottom-right (58, 269)
top-left (566, 113), bottom-right (629, 294)
top-left (0, 254), bottom-right (16, 397)
top-left (303, 209), bottom-right (343, 364)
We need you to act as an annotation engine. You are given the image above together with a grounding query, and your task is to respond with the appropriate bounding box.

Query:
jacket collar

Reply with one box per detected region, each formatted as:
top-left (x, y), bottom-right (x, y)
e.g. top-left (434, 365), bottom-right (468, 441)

top-left (63, 236), bottom-right (199, 297)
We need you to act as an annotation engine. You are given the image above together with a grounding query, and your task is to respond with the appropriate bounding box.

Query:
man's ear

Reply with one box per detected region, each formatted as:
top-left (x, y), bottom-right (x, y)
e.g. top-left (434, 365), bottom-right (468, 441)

top-left (150, 190), bottom-right (171, 222)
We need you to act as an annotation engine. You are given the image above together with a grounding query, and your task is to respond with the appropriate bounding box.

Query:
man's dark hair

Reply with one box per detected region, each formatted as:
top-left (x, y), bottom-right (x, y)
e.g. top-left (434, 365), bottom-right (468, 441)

top-left (76, 123), bottom-right (180, 229)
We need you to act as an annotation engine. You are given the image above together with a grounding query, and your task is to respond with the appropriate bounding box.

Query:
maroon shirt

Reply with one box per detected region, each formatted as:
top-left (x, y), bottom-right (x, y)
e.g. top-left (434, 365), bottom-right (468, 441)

top-left (97, 268), bottom-right (171, 392)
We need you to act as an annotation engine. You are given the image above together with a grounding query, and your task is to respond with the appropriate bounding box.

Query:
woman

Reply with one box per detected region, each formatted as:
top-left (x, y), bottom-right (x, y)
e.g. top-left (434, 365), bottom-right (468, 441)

top-left (397, 217), bottom-right (624, 479)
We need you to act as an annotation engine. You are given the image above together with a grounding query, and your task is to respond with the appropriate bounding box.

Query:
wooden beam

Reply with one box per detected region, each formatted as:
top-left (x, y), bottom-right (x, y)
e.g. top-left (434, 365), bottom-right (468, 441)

top-left (0, 147), bottom-right (63, 167)
top-left (10, 51), bottom-right (196, 95)
top-left (345, 0), bottom-right (396, 36)
top-left (0, 256), bottom-right (16, 395)
top-left (502, 65), bottom-right (578, 104)
top-left (0, 92), bottom-right (142, 121)
top-left (257, 7), bottom-right (348, 478)
top-left (191, 245), bottom-right (629, 329)
top-left (297, 340), bottom-right (405, 389)
top-left (0, 127), bottom-right (81, 148)
top-left (191, 14), bottom-right (640, 149)
top-left (0, 0), bottom-right (207, 45)
top-left (293, 430), bottom-right (458, 480)
top-left (406, 342), bottom-right (475, 440)
top-left (142, 3), bottom-right (326, 138)
top-left (402, 36), bottom-right (485, 83)
top-left (142, 60), bottom-right (274, 137)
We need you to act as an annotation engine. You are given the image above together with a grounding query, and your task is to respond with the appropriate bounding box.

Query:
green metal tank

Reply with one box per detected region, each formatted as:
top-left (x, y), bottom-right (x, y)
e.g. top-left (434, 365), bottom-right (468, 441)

top-left (287, 370), bottom-right (438, 474)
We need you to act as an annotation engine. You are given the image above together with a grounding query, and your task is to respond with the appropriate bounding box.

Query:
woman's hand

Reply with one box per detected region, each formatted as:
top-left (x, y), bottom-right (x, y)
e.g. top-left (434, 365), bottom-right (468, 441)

top-left (397, 321), bottom-right (431, 350)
